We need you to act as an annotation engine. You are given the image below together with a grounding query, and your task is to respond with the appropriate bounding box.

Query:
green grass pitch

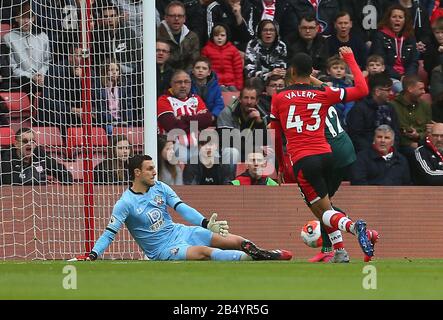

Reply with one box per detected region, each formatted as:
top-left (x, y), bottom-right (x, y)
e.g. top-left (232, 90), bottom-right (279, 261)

top-left (1, 259), bottom-right (443, 300)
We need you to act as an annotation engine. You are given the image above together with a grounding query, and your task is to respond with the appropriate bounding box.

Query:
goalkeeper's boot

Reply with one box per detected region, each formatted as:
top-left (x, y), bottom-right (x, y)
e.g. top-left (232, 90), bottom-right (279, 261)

top-left (241, 240), bottom-right (292, 260)
top-left (364, 229), bottom-right (380, 262)
top-left (308, 251), bottom-right (334, 263)
top-left (329, 248), bottom-right (350, 263)
top-left (354, 220), bottom-right (374, 258)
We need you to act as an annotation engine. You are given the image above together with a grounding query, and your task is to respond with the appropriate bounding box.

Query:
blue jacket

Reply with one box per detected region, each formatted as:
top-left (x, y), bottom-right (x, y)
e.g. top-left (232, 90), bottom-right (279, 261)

top-left (190, 71), bottom-right (224, 117)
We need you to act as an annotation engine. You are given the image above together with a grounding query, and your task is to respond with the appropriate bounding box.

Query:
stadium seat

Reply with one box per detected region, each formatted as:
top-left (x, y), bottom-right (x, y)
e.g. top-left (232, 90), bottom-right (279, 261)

top-left (235, 162), bottom-right (248, 177)
top-left (66, 127), bottom-right (108, 159)
top-left (33, 127), bottom-right (64, 158)
top-left (112, 126), bottom-right (144, 154)
top-left (0, 23), bottom-right (11, 38)
top-left (421, 93), bottom-right (432, 105)
top-left (221, 91), bottom-right (239, 107)
top-left (0, 127), bottom-right (14, 147)
top-left (0, 91), bottom-right (31, 119)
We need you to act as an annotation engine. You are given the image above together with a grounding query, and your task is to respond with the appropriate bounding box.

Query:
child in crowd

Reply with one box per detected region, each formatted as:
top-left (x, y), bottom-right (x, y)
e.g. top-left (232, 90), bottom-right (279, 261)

top-left (190, 56), bottom-right (224, 118)
top-left (201, 23), bottom-right (244, 91)
top-left (320, 55), bottom-right (355, 128)
top-left (364, 54), bottom-right (402, 94)
top-left (157, 135), bottom-right (183, 186)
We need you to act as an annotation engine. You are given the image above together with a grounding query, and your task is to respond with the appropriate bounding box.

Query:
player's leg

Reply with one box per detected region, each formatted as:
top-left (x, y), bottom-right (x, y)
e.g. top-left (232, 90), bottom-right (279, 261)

top-left (294, 154), bottom-right (374, 259)
top-left (185, 245), bottom-right (249, 261)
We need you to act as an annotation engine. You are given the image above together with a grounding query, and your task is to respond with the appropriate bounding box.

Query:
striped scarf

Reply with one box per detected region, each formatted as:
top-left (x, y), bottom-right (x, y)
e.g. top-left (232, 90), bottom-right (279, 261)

top-left (425, 135), bottom-right (443, 163)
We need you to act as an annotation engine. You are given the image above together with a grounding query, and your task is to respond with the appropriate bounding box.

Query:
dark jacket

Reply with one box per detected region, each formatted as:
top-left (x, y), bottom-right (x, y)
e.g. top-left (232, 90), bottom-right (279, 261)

top-left (156, 63), bottom-right (174, 98)
top-left (183, 161), bottom-right (233, 185)
top-left (93, 159), bottom-right (130, 185)
top-left (286, 34), bottom-right (329, 72)
top-left (347, 96), bottom-right (401, 153)
top-left (350, 146), bottom-right (411, 185)
top-left (288, 0), bottom-right (340, 36)
top-left (326, 32), bottom-right (368, 70)
top-left (370, 28), bottom-right (419, 80)
top-left (206, 0), bottom-right (256, 51)
top-left (0, 146), bottom-right (73, 185)
top-left (412, 143), bottom-right (443, 185)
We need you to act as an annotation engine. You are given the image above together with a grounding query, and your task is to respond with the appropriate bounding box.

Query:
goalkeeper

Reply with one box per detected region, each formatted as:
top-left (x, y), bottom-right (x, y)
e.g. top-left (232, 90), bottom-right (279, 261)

top-left (86, 154), bottom-right (292, 261)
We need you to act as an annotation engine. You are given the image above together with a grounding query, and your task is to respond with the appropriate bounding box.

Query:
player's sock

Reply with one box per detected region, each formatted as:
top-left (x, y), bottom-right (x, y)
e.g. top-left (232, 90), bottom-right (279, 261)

top-left (324, 225), bottom-right (345, 250)
top-left (210, 249), bottom-right (249, 261)
top-left (320, 223), bottom-right (333, 253)
top-left (322, 210), bottom-right (355, 235)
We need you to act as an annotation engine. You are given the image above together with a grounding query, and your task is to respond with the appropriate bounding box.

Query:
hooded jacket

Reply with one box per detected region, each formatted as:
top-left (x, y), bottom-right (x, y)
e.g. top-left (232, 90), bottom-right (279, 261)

top-left (191, 71), bottom-right (225, 117)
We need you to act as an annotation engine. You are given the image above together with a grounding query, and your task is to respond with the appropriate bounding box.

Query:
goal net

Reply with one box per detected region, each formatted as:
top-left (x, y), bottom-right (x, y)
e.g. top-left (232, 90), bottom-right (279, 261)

top-left (0, 0), bottom-right (145, 260)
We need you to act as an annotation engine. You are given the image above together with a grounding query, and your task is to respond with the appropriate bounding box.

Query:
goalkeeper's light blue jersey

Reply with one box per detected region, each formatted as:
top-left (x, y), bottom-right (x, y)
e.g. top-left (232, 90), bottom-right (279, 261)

top-left (96, 181), bottom-right (186, 259)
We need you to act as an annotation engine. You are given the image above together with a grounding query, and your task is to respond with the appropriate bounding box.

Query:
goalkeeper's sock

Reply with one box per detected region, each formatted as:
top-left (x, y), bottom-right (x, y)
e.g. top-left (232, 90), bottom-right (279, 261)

top-left (322, 210), bottom-right (355, 235)
top-left (210, 249), bottom-right (249, 261)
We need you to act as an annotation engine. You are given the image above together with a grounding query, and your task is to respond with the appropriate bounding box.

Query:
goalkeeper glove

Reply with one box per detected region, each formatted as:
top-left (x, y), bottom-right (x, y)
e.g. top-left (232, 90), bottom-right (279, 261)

top-left (207, 213), bottom-right (229, 237)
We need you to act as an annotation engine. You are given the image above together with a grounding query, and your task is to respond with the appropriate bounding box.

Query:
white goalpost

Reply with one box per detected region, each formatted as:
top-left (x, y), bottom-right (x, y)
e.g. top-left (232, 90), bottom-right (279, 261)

top-left (0, 0), bottom-right (157, 260)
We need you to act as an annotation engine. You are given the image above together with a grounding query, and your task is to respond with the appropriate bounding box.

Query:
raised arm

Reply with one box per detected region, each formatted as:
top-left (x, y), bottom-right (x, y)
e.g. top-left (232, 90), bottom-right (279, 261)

top-left (339, 47), bottom-right (369, 102)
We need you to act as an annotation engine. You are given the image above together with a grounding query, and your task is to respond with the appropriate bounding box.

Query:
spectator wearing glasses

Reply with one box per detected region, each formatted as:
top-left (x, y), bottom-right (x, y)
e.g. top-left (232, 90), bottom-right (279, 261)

top-left (157, 1), bottom-right (200, 70)
top-left (156, 40), bottom-right (174, 98)
top-left (258, 74), bottom-right (285, 119)
top-left (0, 128), bottom-right (73, 185)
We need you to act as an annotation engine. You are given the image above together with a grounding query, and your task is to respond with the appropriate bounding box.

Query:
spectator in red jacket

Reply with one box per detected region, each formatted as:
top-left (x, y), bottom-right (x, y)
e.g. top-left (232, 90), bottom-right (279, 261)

top-left (201, 23), bottom-right (244, 91)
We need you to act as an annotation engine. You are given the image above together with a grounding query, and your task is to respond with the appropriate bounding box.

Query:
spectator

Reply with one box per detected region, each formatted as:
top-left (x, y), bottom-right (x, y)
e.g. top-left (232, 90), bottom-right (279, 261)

top-left (96, 60), bottom-right (134, 133)
top-left (201, 23), bottom-right (244, 91)
top-left (217, 85), bottom-right (269, 165)
top-left (347, 72), bottom-right (401, 153)
top-left (340, 0), bottom-right (395, 47)
top-left (156, 40), bottom-right (174, 98)
top-left (370, 4), bottom-right (419, 82)
top-left (183, 134), bottom-right (233, 185)
top-left (249, 0), bottom-right (299, 41)
top-left (157, 134), bottom-right (184, 185)
top-left (285, 15), bottom-right (329, 77)
top-left (0, 128), bottom-right (73, 185)
top-left (206, 0), bottom-right (256, 52)
top-left (157, 1), bottom-right (200, 70)
top-left (326, 11), bottom-right (368, 70)
top-left (319, 55), bottom-right (355, 128)
top-left (93, 134), bottom-right (132, 184)
top-left (363, 54), bottom-right (403, 93)
top-left (350, 124), bottom-right (411, 185)
top-left (389, 75), bottom-right (432, 160)
top-left (157, 70), bottom-right (213, 163)
top-left (244, 19), bottom-right (287, 83)
top-left (398, 0), bottom-right (432, 51)
top-left (0, 42), bottom-right (16, 91)
top-left (111, 0), bottom-right (143, 41)
top-left (258, 74), bottom-right (285, 119)
top-left (291, 0), bottom-right (340, 37)
top-left (230, 149), bottom-right (277, 185)
top-left (423, 17), bottom-right (443, 79)
top-left (411, 122), bottom-right (443, 185)
top-left (190, 56), bottom-right (224, 118)
top-left (3, 1), bottom-right (51, 93)
top-left (183, 0), bottom-right (215, 46)
top-left (92, 2), bottom-right (142, 74)
top-left (38, 45), bottom-right (102, 131)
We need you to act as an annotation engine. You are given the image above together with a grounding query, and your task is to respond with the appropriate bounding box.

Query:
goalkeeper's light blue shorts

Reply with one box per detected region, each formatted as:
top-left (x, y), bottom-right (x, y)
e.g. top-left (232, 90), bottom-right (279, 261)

top-left (156, 224), bottom-right (213, 261)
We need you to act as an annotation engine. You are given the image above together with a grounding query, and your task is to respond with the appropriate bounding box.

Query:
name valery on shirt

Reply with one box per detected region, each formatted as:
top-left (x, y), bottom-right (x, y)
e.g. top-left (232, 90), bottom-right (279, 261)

top-left (285, 91), bottom-right (317, 100)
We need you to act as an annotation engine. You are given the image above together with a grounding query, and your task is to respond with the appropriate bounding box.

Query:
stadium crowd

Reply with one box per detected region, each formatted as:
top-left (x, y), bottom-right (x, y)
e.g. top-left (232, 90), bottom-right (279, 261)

top-left (0, 0), bottom-right (443, 187)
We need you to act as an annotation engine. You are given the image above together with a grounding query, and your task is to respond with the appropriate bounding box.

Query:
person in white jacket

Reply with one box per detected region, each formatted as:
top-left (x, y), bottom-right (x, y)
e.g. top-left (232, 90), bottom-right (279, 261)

top-left (3, 1), bottom-right (51, 93)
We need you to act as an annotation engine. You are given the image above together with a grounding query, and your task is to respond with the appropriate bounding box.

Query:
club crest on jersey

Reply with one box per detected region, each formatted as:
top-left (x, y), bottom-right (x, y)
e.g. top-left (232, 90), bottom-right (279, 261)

top-left (154, 195), bottom-right (164, 206)
top-left (170, 248), bottom-right (180, 256)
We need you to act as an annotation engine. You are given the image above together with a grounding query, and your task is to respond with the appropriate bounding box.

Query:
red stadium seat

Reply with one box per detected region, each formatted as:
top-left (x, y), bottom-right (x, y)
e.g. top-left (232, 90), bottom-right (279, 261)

top-left (0, 127), bottom-right (14, 147)
top-left (66, 127), bottom-right (108, 159)
top-left (235, 162), bottom-right (248, 177)
top-left (221, 91), bottom-right (239, 107)
top-left (112, 126), bottom-right (144, 154)
top-left (0, 91), bottom-right (31, 119)
top-left (61, 158), bottom-right (103, 182)
top-left (33, 126), bottom-right (64, 158)
top-left (0, 23), bottom-right (11, 38)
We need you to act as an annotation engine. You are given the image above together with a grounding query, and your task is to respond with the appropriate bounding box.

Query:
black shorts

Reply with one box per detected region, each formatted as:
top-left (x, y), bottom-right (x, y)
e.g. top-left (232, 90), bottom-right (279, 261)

top-left (292, 153), bottom-right (334, 206)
